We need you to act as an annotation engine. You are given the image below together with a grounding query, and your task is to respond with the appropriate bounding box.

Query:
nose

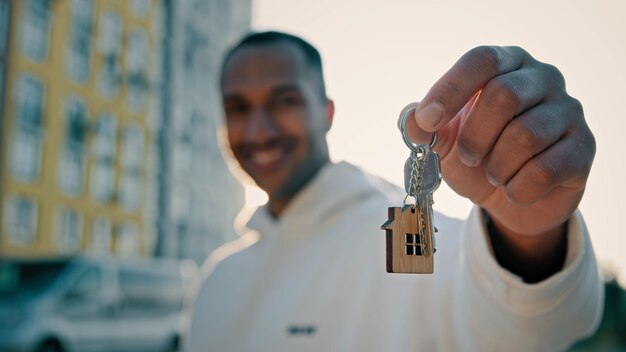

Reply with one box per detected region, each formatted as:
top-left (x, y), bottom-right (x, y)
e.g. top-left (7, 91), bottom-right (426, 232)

top-left (244, 107), bottom-right (279, 144)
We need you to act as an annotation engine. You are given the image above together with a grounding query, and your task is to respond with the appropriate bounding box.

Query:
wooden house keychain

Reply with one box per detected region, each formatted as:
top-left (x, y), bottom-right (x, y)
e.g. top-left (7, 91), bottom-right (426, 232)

top-left (381, 106), bottom-right (442, 274)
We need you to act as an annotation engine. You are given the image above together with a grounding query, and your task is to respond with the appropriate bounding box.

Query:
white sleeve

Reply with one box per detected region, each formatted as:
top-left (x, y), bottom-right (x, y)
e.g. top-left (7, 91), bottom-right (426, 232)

top-left (437, 206), bottom-right (603, 351)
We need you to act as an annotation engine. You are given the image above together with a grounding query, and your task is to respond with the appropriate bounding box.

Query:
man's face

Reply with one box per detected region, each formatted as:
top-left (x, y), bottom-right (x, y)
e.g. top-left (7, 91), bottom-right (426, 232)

top-left (221, 42), bottom-right (333, 200)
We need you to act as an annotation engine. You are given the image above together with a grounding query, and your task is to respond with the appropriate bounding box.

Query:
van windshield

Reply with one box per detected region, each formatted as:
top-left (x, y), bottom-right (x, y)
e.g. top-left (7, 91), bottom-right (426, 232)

top-left (0, 260), bottom-right (70, 297)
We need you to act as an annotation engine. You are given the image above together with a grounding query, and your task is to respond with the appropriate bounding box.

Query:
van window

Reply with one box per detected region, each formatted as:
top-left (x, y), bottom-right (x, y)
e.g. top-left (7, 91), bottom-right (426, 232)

top-left (0, 260), bottom-right (69, 296)
top-left (65, 266), bottom-right (101, 300)
top-left (117, 266), bottom-right (184, 316)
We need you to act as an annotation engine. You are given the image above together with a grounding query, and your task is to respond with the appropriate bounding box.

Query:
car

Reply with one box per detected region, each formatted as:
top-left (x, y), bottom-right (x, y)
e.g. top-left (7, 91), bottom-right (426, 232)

top-left (0, 255), bottom-right (196, 352)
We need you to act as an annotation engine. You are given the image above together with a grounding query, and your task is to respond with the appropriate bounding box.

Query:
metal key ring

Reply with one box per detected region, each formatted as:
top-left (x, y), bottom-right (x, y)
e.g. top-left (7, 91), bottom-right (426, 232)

top-left (400, 106), bottom-right (437, 153)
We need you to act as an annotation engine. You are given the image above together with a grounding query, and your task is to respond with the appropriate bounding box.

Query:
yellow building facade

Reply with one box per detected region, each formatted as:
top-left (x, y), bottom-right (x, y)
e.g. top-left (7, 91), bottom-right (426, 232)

top-left (0, 0), bottom-right (159, 258)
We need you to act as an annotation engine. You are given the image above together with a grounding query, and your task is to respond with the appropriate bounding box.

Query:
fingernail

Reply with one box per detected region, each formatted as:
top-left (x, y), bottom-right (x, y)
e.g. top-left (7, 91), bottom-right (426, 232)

top-left (485, 172), bottom-right (501, 187)
top-left (458, 148), bottom-right (481, 167)
top-left (415, 101), bottom-right (444, 130)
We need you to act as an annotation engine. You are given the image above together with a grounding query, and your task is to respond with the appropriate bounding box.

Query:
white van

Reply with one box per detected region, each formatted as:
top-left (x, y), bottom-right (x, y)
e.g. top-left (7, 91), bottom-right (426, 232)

top-left (0, 256), bottom-right (195, 352)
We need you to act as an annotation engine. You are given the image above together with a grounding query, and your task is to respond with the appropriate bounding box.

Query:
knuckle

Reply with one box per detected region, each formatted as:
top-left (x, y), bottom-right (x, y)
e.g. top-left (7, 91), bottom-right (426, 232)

top-left (587, 130), bottom-right (597, 159)
top-left (506, 46), bottom-right (528, 57)
top-left (529, 158), bottom-right (558, 187)
top-left (504, 186), bottom-right (529, 205)
top-left (580, 154), bottom-right (594, 180)
top-left (469, 45), bottom-right (504, 71)
top-left (509, 120), bottom-right (541, 152)
top-left (544, 63), bottom-right (564, 79)
top-left (441, 79), bottom-right (464, 100)
top-left (489, 78), bottom-right (522, 111)
top-left (568, 97), bottom-right (585, 117)
top-left (542, 63), bottom-right (566, 88)
top-left (575, 128), bottom-right (596, 173)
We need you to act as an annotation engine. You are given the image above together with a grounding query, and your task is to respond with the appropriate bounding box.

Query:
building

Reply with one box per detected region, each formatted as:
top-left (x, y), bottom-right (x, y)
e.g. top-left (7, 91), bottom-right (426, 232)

top-left (0, 0), bottom-right (251, 262)
top-left (156, 0), bottom-right (249, 263)
top-left (0, 0), bottom-right (166, 258)
top-left (0, 0), bottom-right (251, 261)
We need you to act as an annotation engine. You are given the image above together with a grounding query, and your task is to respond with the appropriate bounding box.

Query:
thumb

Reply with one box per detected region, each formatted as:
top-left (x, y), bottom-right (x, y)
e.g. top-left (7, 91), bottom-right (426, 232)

top-left (397, 102), bottom-right (435, 147)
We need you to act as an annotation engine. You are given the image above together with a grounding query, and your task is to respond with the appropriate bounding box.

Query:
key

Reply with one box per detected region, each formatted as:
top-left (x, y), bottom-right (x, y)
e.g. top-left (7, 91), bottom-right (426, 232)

top-left (419, 149), bottom-right (442, 196)
top-left (403, 152), bottom-right (417, 197)
top-left (382, 106), bottom-right (440, 274)
top-left (417, 148), bottom-right (441, 257)
top-left (417, 191), bottom-right (436, 258)
top-left (402, 147), bottom-right (439, 258)
top-left (404, 147), bottom-right (441, 197)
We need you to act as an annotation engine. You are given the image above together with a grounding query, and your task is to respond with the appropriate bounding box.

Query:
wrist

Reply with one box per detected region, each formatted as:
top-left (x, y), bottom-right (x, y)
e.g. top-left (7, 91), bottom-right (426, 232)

top-left (483, 209), bottom-right (568, 283)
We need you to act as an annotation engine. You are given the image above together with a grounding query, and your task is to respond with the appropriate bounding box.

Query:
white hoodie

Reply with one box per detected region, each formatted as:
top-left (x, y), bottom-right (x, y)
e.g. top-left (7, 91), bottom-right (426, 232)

top-left (185, 161), bottom-right (602, 352)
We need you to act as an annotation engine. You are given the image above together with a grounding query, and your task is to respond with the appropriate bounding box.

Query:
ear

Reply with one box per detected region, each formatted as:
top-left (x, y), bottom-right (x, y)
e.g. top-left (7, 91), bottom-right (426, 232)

top-left (325, 99), bottom-right (335, 132)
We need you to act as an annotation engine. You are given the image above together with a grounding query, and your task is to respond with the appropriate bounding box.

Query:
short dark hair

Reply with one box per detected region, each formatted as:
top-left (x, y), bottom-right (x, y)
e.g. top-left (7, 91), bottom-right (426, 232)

top-left (220, 31), bottom-right (327, 99)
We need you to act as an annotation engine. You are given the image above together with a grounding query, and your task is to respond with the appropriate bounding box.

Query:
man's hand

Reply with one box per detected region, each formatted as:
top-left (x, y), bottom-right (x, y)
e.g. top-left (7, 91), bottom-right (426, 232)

top-left (402, 46), bottom-right (596, 279)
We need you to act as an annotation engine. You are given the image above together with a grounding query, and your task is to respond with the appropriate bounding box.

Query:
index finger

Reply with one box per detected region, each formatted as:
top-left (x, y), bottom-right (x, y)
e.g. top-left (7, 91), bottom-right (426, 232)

top-left (415, 46), bottom-right (528, 132)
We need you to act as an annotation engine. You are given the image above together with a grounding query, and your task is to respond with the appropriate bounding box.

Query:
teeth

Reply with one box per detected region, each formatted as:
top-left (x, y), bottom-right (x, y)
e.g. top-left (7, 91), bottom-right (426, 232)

top-left (251, 149), bottom-right (282, 165)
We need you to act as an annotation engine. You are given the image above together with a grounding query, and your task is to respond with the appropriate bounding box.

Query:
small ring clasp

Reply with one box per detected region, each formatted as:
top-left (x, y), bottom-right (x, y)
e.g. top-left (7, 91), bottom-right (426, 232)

top-left (400, 106), bottom-right (437, 154)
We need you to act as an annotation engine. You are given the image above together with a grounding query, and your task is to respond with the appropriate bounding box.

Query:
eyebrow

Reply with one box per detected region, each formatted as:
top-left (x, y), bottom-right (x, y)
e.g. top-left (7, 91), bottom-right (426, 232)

top-left (269, 84), bottom-right (302, 97)
top-left (223, 83), bottom-right (302, 102)
top-left (222, 93), bottom-right (245, 103)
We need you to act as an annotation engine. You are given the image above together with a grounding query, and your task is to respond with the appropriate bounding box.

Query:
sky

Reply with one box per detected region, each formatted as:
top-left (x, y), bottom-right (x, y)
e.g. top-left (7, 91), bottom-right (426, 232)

top-left (252, 0), bottom-right (626, 283)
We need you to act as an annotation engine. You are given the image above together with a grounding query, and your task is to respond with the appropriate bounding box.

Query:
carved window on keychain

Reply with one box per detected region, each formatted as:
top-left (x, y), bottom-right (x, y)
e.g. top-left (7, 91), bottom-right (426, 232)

top-left (405, 233), bottom-right (423, 256)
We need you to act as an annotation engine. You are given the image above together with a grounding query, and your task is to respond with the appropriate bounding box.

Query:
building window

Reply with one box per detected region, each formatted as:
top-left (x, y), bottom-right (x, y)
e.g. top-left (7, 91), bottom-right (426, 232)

top-left (0, 0), bottom-right (10, 55)
top-left (120, 172), bottom-right (142, 211)
top-left (55, 208), bottom-right (82, 254)
top-left (98, 11), bottom-right (122, 98)
top-left (90, 216), bottom-right (112, 254)
top-left (119, 124), bottom-right (144, 212)
top-left (67, 0), bottom-right (94, 83)
top-left (131, 0), bottom-right (149, 17)
top-left (90, 112), bottom-right (117, 202)
top-left (125, 29), bottom-right (148, 111)
top-left (100, 54), bottom-right (120, 99)
top-left (3, 196), bottom-right (38, 246)
top-left (58, 96), bottom-right (88, 196)
top-left (10, 74), bottom-right (44, 183)
top-left (117, 222), bottom-right (139, 257)
top-left (20, 0), bottom-right (51, 61)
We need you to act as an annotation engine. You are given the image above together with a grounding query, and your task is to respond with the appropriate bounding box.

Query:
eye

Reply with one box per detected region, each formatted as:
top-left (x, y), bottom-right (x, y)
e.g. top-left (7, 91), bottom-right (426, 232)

top-left (224, 101), bottom-right (250, 117)
top-left (271, 94), bottom-right (303, 110)
top-left (277, 95), bottom-right (300, 106)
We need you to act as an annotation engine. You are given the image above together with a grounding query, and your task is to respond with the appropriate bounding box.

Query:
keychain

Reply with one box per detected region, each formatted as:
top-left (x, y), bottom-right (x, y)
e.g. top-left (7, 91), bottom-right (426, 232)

top-left (381, 106), bottom-right (442, 274)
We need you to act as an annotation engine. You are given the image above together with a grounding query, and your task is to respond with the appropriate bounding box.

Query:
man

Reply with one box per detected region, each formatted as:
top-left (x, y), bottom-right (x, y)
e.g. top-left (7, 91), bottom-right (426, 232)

top-left (185, 31), bottom-right (602, 351)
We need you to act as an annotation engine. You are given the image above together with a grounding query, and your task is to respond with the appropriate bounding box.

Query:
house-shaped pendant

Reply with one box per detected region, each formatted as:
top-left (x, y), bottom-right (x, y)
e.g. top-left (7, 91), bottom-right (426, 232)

top-left (381, 205), bottom-right (435, 274)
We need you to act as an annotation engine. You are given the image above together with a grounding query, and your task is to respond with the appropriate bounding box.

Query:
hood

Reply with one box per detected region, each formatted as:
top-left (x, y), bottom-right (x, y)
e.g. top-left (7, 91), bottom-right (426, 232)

top-left (246, 161), bottom-right (402, 240)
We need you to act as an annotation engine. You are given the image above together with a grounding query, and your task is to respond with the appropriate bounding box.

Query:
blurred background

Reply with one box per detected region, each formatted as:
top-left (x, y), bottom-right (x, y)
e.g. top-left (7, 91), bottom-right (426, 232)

top-left (0, 1), bottom-right (249, 351)
top-left (0, 0), bottom-right (624, 351)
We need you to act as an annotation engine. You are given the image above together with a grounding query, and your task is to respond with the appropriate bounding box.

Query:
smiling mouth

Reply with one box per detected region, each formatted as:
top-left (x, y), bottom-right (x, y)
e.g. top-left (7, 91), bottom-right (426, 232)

top-left (251, 148), bottom-right (284, 166)
top-left (239, 139), bottom-right (296, 173)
